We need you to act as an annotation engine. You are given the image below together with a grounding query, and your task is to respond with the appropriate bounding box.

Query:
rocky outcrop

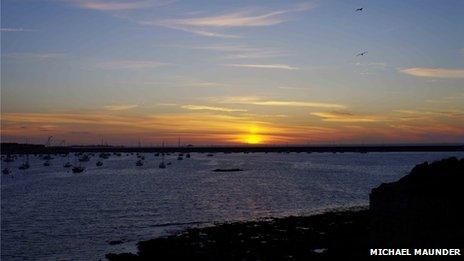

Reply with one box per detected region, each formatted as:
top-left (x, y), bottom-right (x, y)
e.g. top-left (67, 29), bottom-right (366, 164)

top-left (370, 157), bottom-right (464, 247)
top-left (106, 157), bottom-right (464, 260)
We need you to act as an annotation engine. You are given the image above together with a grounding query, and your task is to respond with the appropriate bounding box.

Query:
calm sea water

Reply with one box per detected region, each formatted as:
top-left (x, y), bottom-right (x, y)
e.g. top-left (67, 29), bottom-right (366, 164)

top-left (1, 151), bottom-right (463, 260)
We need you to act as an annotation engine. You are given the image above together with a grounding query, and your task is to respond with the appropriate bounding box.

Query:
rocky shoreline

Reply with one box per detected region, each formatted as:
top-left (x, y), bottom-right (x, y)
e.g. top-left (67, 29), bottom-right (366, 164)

top-left (106, 157), bottom-right (463, 260)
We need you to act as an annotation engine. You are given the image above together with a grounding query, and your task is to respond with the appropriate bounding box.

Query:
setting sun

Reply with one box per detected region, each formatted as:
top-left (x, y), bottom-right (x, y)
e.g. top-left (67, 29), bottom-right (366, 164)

top-left (244, 134), bottom-right (263, 144)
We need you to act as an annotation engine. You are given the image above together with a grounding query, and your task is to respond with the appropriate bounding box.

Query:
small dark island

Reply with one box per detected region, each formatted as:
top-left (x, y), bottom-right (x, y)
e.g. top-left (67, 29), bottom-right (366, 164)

top-left (107, 157), bottom-right (463, 260)
top-left (213, 168), bottom-right (244, 172)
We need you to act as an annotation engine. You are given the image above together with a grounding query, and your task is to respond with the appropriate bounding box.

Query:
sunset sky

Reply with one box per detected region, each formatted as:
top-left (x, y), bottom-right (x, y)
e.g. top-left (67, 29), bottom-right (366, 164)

top-left (1, 0), bottom-right (464, 146)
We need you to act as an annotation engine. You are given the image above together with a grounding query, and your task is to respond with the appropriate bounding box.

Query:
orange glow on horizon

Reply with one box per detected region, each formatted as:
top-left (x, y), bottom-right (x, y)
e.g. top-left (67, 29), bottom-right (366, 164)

top-left (243, 134), bottom-right (263, 144)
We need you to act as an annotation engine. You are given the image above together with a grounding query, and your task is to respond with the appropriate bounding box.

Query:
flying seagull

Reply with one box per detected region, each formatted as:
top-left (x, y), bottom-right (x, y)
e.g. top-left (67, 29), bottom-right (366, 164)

top-left (356, 51), bottom-right (368, 57)
top-left (356, 8), bottom-right (363, 12)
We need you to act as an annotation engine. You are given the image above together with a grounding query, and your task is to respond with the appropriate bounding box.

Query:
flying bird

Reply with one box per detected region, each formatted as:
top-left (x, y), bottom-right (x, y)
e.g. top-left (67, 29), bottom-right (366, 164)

top-left (356, 8), bottom-right (363, 12)
top-left (356, 51), bottom-right (368, 57)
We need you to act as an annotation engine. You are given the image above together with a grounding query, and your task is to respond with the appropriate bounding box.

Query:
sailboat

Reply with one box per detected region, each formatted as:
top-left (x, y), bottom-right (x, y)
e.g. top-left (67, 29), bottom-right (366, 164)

top-left (79, 154), bottom-right (90, 162)
top-left (3, 155), bottom-right (15, 163)
top-left (2, 159), bottom-right (11, 174)
top-left (18, 154), bottom-right (30, 170)
top-left (159, 141), bottom-right (166, 169)
top-left (2, 167), bottom-right (11, 175)
top-left (72, 165), bottom-right (85, 173)
top-left (63, 153), bottom-right (72, 168)
top-left (72, 154), bottom-right (85, 173)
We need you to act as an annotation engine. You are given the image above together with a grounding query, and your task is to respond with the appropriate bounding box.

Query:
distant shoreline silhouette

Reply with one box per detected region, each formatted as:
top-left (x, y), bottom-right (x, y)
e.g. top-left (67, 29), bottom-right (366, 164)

top-left (1, 142), bottom-right (463, 155)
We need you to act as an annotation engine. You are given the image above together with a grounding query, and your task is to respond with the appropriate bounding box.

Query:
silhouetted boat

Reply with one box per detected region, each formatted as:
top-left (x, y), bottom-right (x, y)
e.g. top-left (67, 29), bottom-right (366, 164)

top-left (96, 161), bottom-right (103, 166)
top-left (177, 155), bottom-right (183, 160)
top-left (136, 160), bottom-right (143, 166)
top-left (19, 163), bottom-right (30, 170)
top-left (2, 168), bottom-right (11, 175)
top-left (18, 155), bottom-right (30, 170)
top-left (159, 141), bottom-right (167, 168)
top-left (43, 161), bottom-right (51, 167)
top-left (79, 154), bottom-right (90, 162)
top-left (3, 156), bottom-right (15, 163)
top-left (186, 153), bottom-right (191, 158)
top-left (99, 153), bottom-right (110, 159)
top-left (63, 162), bottom-right (72, 168)
top-left (207, 153), bottom-right (214, 157)
top-left (72, 166), bottom-right (85, 173)
top-left (43, 154), bottom-right (53, 160)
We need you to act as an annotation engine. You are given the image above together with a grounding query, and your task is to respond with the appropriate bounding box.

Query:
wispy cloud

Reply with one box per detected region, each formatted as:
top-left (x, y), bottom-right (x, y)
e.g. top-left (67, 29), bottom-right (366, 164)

top-left (96, 60), bottom-right (170, 70)
top-left (3, 52), bottom-right (66, 61)
top-left (183, 81), bottom-right (228, 88)
top-left (159, 3), bottom-right (311, 28)
top-left (400, 67), bottom-right (464, 78)
top-left (142, 2), bottom-right (312, 37)
top-left (190, 44), bottom-right (258, 52)
top-left (310, 111), bottom-right (383, 122)
top-left (425, 93), bottom-right (464, 104)
top-left (394, 109), bottom-right (464, 120)
top-left (277, 86), bottom-right (310, 90)
top-left (156, 103), bottom-right (178, 106)
top-left (138, 21), bottom-right (240, 38)
top-left (1, 27), bottom-right (35, 32)
top-left (214, 96), bottom-right (345, 109)
top-left (104, 104), bottom-right (138, 111)
top-left (224, 63), bottom-right (299, 70)
top-left (174, 44), bottom-right (287, 59)
top-left (181, 105), bottom-right (247, 112)
top-left (251, 101), bottom-right (344, 109)
top-left (72, 0), bottom-right (170, 11)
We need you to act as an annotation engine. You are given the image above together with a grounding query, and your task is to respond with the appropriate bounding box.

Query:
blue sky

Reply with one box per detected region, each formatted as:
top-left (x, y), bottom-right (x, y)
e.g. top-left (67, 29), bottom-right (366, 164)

top-left (1, 0), bottom-right (464, 145)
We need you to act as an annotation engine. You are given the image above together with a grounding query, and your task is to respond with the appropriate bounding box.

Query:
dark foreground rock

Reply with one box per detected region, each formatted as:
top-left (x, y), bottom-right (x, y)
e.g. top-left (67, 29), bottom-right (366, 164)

top-left (107, 208), bottom-right (370, 260)
top-left (370, 157), bottom-right (464, 248)
top-left (107, 157), bottom-right (463, 260)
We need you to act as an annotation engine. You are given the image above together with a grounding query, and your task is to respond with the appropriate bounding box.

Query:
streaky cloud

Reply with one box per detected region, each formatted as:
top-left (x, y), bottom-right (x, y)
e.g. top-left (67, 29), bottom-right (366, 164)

top-left (311, 111), bottom-right (383, 122)
top-left (138, 21), bottom-right (240, 38)
top-left (73, 0), bottom-right (171, 11)
top-left (175, 44), bottom-right (287, 59)
top-left (400, 67), bottom-right (464, 78)
top-left (158, 3), bottom-right (311, 28)
top-left (214, 96), bottom-right (345, 109)
top-left (181, 105), bottom-right (247, 112)
top-left (3, 52), bottom-right (66, 60)
top-left (142, 2), bottom-right (312, 37)
top-left (104, 104), bottom-right (139, 111)
top-left (0, 27), bottom-right (35, 32)
top-left (96, 60), bottom-right (170, 70)
top-left (224, 64), bottom-right (299, 70)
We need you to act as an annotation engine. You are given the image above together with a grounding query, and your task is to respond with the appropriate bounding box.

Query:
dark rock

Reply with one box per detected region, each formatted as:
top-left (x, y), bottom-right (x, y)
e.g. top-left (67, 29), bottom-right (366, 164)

top-left (213, 168), bottom-right (244, 172)
top-left (106, 157), bottom-right (464, 260)
top-left (370, 157), bottom-right (464, 248)
top-left (108, 240), bottom-right (124, 245)
top-left (106, 253), bottom-right (139, 261)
